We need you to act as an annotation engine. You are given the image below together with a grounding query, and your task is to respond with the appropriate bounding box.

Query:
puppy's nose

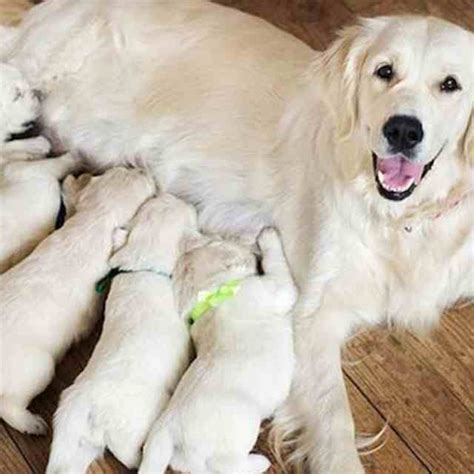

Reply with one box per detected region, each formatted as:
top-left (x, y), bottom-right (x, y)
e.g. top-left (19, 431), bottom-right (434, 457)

top-left (383, 115), bottom-right (424, 153)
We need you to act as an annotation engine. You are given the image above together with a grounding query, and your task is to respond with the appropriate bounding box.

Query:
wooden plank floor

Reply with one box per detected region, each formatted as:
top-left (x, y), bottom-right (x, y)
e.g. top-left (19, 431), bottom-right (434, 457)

top-left (1, 1), bottom-right (473, 473)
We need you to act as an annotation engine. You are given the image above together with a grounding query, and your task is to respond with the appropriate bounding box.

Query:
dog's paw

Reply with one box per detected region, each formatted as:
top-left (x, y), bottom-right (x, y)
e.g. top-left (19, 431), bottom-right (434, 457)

top-left (257, 227), bottom-right (279, 252)
top-left (22, 413), bottom-right (48, 435)
top-left (24, 136), bottom-right (52, 157)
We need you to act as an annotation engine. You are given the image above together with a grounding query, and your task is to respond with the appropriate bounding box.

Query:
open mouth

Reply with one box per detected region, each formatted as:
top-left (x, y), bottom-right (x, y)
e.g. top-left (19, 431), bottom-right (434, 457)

top-left (6, 121), bottom-right (42, 142)
top-left (372, 152), bottom-right (438, 201)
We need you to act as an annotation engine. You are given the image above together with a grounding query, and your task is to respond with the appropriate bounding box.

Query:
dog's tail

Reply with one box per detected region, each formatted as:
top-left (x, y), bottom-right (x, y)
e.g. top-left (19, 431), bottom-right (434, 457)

top-left (46, 391), bottom-right (102, 474)
top-left (139, 424), bottom-right (173, 474)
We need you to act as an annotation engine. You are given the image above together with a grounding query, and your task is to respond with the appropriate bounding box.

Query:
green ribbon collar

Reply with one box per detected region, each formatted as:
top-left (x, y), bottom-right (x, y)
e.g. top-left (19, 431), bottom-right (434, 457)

top-left (188, 279), bottom-right (241, 325)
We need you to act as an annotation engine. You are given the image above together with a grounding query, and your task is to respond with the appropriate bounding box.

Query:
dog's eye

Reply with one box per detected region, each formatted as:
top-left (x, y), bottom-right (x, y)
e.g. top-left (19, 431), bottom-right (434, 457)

top-left (375, 64), bottom-right (394, 81)
top-left (440, 75), bottom-right (461, 93)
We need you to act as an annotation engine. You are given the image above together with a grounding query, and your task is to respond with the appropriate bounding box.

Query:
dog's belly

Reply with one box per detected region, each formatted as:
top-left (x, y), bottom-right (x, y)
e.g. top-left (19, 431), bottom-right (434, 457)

top-left (12, 0), bottom-right (313, 203)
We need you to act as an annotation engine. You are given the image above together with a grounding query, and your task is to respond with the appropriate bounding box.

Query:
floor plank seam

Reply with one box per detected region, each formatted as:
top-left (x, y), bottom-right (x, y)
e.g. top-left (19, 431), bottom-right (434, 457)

top-left (3, 425), bottom-right (36, 474)
top-left (343, 369), bottom-right (433, 473)
top-left (391, 334), bottom-right (474, 417)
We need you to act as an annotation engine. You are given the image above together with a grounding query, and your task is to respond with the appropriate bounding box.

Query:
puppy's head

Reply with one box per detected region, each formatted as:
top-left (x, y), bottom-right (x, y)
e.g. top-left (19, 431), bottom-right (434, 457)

top-left (109, 193), bottom-right (198, 273)
top-left (71, 167), bottom-right (155, 218)
top-left (173, 235), bottom-right (258, 318)
top-left (0, 63), bottom-right (41, 145)
top-left (312, 16), bottom-right (473, 212)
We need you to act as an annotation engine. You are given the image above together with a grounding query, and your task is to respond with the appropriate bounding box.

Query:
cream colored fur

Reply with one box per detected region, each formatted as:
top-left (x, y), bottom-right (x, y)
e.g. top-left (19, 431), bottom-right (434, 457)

top-left (3, 1), bottom-right (473, 472)
top-left (0, 167), bottom-right (154, 435)
top-left (141, 228), bottom-right (297, 474)
top-left (0, 62), bottom-right (77, 271)
top-left (47, 194), bottom-right (196, 473)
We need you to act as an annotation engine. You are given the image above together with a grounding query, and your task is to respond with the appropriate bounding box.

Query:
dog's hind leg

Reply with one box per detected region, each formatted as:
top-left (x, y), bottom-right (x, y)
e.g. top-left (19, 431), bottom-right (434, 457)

top-left (107, 429), bottom-right (143, 469)
top-left (139, 425), bottom-right (173, 474)
top-left (208, 453), bottom-right (270, 474)
top-left (0, 396), bottom-right (47, 434)
top-left (3, 153), bottom-right (78, 182)
top-left (47, 397), bottom-right (103, 474)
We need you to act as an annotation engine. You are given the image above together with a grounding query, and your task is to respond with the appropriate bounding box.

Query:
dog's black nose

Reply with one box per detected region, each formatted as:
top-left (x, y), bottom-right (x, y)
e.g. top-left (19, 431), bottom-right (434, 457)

top-left (383, 115), bottom-right (424, 152)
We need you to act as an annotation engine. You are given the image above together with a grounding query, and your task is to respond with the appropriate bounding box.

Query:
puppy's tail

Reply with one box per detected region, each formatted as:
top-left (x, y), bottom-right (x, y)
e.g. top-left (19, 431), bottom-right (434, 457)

top-left (46, 392), bottom-right (102, 474)
top-left (139, 424), bottom-right (173, 474)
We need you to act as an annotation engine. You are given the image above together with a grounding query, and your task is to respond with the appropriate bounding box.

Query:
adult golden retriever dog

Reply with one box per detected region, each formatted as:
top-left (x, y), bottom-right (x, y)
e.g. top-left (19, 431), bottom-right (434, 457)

top-left (2, 1), bottom-right (473, 472)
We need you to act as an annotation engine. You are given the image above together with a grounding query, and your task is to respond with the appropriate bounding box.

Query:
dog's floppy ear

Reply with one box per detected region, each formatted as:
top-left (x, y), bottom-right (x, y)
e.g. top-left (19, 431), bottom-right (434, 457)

top-left (61, 173), bottom-right (93, 215)
top-left (181, 231), bottom-right (210, 254)
top-left (310, 18), bottom-right (387, 139)
top-left (111, 226), bottom-right (130, 252)
top-left (462, 109), bottom-right (473, 166)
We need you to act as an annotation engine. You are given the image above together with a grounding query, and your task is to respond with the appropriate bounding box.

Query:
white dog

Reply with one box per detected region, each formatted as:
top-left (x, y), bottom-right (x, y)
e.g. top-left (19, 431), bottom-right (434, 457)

top-left (0, 62), bottom-right (79, 271)
top-left (5, 2), bottom-right (473, 472)
top-left (46, 194), bottom-right (197, 473)
top-left (0, 167), bottom-right (154, 435)
top-left (140, 228), bottom-right (297, 474)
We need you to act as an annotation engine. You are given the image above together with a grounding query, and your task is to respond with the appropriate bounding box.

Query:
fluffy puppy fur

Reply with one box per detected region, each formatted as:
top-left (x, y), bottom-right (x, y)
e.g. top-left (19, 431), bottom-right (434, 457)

top-left (0, 151), bottom-right (79, 272)
top-left (46, 194), bottom-right (197, 473)
top-left (140, 228), bottom-right (297, 474)
top-left (0, 62), bottom-right (78, 271)
top-left (0, 167), bottom-right (154, 435)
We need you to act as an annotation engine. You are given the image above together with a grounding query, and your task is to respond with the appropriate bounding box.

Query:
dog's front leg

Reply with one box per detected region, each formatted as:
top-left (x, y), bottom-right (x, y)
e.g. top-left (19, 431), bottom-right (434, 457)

top-left (276, 305), bottom-right (364, 474)
top-left (2, 136), bottom-right (51, 160)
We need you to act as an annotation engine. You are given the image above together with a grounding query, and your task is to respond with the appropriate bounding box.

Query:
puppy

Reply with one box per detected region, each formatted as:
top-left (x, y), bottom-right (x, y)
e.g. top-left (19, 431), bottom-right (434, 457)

top-left (140, 228), bottom-right (298, 474)
top-left (47, 194), bottom-right (197, 473)
top-left (0, 61), bottom-right (78, 272)
top-left (0, 152), bottom-right (80, 272)
top-left (0, 167), bottom-right (154, 435)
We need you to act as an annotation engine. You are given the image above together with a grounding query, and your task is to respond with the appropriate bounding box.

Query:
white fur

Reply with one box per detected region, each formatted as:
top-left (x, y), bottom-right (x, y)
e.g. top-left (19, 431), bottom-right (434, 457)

top-left (46, 194), bottom-right (197, 473)
top-left (0, 167), bottom-right (154, 435)
top-left (0, 61), bottom-right (79, 272)
top-left (5, 2), bottom-right (473, 471)
top-left (140, 228), bottom-right (297, 474)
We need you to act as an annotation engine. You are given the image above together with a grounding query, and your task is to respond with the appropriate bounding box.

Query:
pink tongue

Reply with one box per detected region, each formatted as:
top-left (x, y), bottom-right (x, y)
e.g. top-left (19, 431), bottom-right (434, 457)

top-left (377, 155), bottom-right (424, 189)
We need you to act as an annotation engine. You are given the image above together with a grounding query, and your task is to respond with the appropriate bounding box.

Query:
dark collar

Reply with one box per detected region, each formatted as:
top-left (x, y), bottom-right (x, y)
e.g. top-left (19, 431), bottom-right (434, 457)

top-left (54, 194), bottom-right (66, 230)
top-left (96, 267), bottom-right (172, 294)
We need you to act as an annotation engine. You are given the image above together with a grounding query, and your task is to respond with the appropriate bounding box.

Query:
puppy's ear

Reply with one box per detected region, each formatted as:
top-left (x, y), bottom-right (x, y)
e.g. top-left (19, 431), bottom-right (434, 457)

top-left (61, 173), bottom-right (92, 215)
top-left (111, 226), bottom-right (130, 252)
top-left (462, 109), bottom-right (473, 166)
top-left (181, 231), bottom-right (210, 254)
top-left (310, 18), bottom-right (387, 139)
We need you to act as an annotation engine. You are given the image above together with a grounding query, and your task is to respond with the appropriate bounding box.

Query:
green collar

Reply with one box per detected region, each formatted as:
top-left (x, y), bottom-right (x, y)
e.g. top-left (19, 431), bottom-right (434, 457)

top-left (96, 267), bottom-right (171, 294)
top-left (188, 279), bottom-right (241, 325)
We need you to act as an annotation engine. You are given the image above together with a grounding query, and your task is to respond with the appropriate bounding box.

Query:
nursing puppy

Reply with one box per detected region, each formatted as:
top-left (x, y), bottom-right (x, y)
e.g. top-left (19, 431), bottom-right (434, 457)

top-left (0, 62), bottom-right (78, 272)
top-left (47, 194), bottom-right (197, 473)
top-left (0, 150), bottom-right (79, 272)
top-left (141, 228), bottom-right (297, 474)
top-left (0, 167), bottom-right (154, 435)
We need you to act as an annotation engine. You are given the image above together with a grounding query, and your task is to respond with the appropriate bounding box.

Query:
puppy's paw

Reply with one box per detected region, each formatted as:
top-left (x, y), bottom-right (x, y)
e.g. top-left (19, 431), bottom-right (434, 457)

top-left (257, 227), bottom-right (280, 253)
top-left (22, 413), bottom-right (48, 435)
top-left (24, 136), bottom-right (52, 157)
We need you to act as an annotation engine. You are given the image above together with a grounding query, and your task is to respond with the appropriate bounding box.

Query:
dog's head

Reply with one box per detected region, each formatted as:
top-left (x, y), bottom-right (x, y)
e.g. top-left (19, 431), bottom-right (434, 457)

top-left (0, 62), bottom-right (41, 145)
top-left (109, 193), bottom-right (198, 273)
top-left (173, 235), bottom-right (258, 318)
top-left (312, 16), bottom-right (473, 211)
top-left (66, 167), bottom-right (155, 218)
